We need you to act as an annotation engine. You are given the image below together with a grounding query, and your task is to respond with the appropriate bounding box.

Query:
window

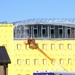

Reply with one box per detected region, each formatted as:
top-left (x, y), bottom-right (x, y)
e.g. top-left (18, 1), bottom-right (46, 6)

top-left (17, 44), bottom-right (21, 49)
top-left (51, 29), bottom-right (54, 34)
top-left (59, 29), bottom-right (62, 34)
top-left (51, 44), bottom-right (55, 50)
top-left (34, 59), bottom-right (38, 64)
top-left (59, 26), bottom-right (62, 28)
top-left (68, 59), bottom-right (72, 64)
top-left (42, 29), bottom-right (46, 36)
top-left (68, 29), bottom-right (70, 34)
top-left (60, 59), bottom-right (64, 64)
top-left (26, 59), bottom-right (30, 64)
top-left (59, 29), bottom-right (62, 38)
top-left (42, 44), bottom-right (47, 50)
top-left (17, 59), bottom-right (21, 64)
top-left (33, 25), bottom-right (38, 38)
top-left (43, 59), bottom-right (47, 64)
top-left (25, 44), bottom-right (29, 49)
top-left (68, 44), bottom-right (72, 49)
top-left (59, 44), bottom-right (63, 49)
top-left (34, 29), bottom-right (37, 37)
top-left (67, 28), bottom-right (70, 38)
top-left (17, 29), bottom-right (20, 37)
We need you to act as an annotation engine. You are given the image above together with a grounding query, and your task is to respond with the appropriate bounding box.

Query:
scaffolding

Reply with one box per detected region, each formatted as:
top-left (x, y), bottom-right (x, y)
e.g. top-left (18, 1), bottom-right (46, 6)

top-left (14, 18), bottom-right (75, 39)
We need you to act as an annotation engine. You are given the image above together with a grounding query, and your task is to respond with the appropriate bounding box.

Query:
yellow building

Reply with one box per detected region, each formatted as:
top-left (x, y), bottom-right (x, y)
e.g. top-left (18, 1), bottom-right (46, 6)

top-left (0, 19), bottom-right (75, 75)
top-left (0, 24), bottom-right (13, 75)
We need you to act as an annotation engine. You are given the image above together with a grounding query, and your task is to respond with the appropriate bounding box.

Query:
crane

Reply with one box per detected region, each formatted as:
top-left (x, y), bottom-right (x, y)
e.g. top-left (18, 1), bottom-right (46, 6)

top-left (24, 38), bottom-right (67, 71)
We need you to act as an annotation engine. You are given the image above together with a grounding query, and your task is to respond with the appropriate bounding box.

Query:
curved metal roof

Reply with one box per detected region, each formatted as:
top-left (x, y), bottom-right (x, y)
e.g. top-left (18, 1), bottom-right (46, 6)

top-left (14, 18), bottom-right (75, 28)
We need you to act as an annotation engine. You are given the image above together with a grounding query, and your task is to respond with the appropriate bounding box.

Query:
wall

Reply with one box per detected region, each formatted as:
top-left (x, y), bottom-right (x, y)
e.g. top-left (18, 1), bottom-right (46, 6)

top-left (13, 39), bottom-right (75, 75)
top-left (0, 24), bottom-right (14, 75)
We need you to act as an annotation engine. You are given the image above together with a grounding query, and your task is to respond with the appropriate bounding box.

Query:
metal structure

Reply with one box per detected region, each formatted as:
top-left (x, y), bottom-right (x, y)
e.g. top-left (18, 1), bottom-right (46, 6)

top-left (14, 18), bottom-right (75, 39)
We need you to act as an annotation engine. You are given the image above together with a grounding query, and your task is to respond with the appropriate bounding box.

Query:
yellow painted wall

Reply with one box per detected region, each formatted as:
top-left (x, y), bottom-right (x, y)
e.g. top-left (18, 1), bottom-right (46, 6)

top-left (14, 39), bottom-right (75, 75)
top-left (0, 24), bottom-right (14, 75)
top-left (0, 24), bottom-right (75, 75)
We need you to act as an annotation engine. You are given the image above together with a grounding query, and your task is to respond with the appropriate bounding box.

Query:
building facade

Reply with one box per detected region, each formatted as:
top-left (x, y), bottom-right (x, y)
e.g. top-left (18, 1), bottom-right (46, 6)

top-left (0, 19), bottom-right (75, 75)
top-left (0, 24), bottom-right (13, 75)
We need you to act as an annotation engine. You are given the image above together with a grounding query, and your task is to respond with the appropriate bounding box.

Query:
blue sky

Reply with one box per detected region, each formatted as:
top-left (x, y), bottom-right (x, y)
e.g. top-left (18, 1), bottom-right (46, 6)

top-left (0, 0), bottom-right (75, 22)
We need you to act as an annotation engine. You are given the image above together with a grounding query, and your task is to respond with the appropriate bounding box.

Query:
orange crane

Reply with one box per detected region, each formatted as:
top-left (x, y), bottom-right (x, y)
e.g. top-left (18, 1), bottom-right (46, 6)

top-left (24, 38), bottom-right (67, 71)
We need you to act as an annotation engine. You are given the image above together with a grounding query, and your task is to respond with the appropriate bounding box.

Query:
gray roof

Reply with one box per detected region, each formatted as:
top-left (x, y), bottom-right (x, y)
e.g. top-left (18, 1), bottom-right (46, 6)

top-left (13, 18), bottom-right (75, 28)
top-left (0, 46), bottom-right (11, 65)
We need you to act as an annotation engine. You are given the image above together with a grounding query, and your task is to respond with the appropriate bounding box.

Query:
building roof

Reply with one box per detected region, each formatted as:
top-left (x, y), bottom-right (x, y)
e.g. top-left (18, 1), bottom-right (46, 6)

top-left (14, 18), bottom-right (75, 28)
top-left (0, 46), bottom-right (11, 65)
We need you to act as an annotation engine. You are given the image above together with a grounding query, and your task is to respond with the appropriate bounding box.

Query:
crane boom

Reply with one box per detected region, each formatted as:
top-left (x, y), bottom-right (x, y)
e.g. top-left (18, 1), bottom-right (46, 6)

top-left (24, 38), bottom-right (67, 71)
top-left (37, 48), bottom-right (53, 62)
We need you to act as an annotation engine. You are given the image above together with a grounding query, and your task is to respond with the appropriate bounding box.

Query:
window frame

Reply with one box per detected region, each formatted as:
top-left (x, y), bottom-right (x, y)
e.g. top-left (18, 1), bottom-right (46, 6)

top-left (42, 44), bottom-right (47, 50)
top-left (60, 59), bottom-right (64, 64)
top-left (34, 59), bottom-right (38, 65)
top-left (59, 44), bottom-right (63, 50)
top-left (17, 59), bottom-right (21, 65)
top-left (68, 44), bottom-right (72, 50)
top-left (51, 44), bottom-right (55, 50)
top-left (17, 44), bottom-right (21, 50)
top-left (26, 59), bottom-right (30, 65)
top-left (43, 59), bottom-right (47, 64)
top-left (25, 44), bottom-right (29, 49)
top-left (68, 59), bottom-right (72, 64)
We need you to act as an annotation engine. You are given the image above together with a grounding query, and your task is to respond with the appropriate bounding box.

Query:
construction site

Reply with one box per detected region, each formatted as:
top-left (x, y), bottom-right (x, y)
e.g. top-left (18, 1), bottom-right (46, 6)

top-left (0, 18), bottom-right (75, 75)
